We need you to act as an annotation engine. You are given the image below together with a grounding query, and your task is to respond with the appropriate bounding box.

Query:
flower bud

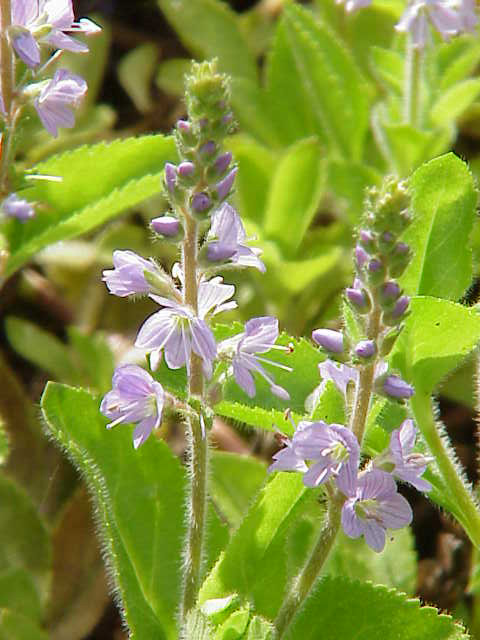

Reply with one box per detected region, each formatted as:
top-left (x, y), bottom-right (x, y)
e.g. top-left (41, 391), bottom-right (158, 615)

top-left (200, 140), bottom-right (216, 156)
top-left (392, 295), bottom-right (410, 318)
top-left (379, 281), bottom-right (401, 310)
top-left (214, 151), bottom-right (232, 175)
top-left (215, 167), bottom-right (237, 201)
top-left (359, 229), bottom-right (376, 252)
top-left (354, 339), bottom-right (377, 360)
top-left (378, 231), bottom-right (395, 253)
top-left (164, 163), bottom-right (177, 193)
top-left (355, 245), bottom-right (369, 269)
top-left (312, 329), bottom-right (344, 354)
top-left (178, 161), bottom-right (195, 178)
top-left (380, 374), bottom-right (414, 400)
top-left (151, 215), bottom-right (181, 238)
top-left (367, 258), bottom-right (386, 285)
top-left (206, 243), bottom-right (236, 262)
top-left (191, 192), bottom-right (212, 214)
top-left (346, 287), bottom-right (371, 314)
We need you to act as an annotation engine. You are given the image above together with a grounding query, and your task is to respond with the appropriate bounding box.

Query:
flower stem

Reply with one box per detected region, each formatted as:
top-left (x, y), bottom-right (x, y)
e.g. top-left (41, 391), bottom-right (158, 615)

top-left (180, 211), bottom-right (209, 623)
top-left (410, 392), bottom-right (480, 549)
top-left (350, 302), bottom-right (381, 445)
top-left (0, 0), bottom-right (16, 195)
top-left (274, 493), bottom-right (343, 638)
top-left (404, 38), bottom-right (422, 128)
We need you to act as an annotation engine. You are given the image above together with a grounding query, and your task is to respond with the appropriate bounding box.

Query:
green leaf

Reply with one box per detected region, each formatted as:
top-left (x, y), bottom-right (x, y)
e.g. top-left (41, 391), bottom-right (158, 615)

top-left (245, 616), bottom-right (276, 640)
top-left (381, 123), bottom-right (443, 177)
top-left (5, 135), bottom-right (176, 276)
top-left (371, 47), bottom-right (403, 93)
top-left (117, 44), bottom-right (158, 113)
top-left (282, 4), bottom-right (370, 161)
top-left (0, 571), bottom-right (42, 623)
top-left (310, 381), bottom-right (346, 424)
top-left (67, 329), bottom-right (115, 394)
top-left (41, 383), bottom-right (186, 640)
top-left (263, 138), bottom-right (325, 256)
top-left (5, 317), bottom-right (78, 383)
top-left (390, 297), bottom-right (480, 394)
top-left (0, 610), bottom-right (49, 640)
top-left (401, 153), bottom-right (477, 300)
top-left (430, 78), bottom-right (480, 127)
top-left (438, 37), bottom-right (480, 90)
top-left (264, 19), bottom-right (318, 146)
top-left (213, 608), bottom-right (250, 640)
top-left (156, 58), bottom-right (192, 97)
top-left (325, 528), bottom-right (417, 594)
top-left (199, 474), bottom-right (310, 620)
top-left (210, 452), bottom-right (267, 529)
top-left (285, 576), bottom-right (467, 640)
top-left (327, 159), bottom-right (381, 222)
top-left (156, 0), bottom-right (257, 83)
top-left (0, 475), bottom-right (51, 608)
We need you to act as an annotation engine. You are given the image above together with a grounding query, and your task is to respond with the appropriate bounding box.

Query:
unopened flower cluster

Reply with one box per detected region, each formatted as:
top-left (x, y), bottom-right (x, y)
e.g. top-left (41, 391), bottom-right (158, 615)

top-left (269, 179), bottom-right (431, 552)
top-left (101, 62), bottom-right (290, 448)
top-left (338, 0), bottom-right (477, 48)
top-left (0, 0), bottom-right (100, 222)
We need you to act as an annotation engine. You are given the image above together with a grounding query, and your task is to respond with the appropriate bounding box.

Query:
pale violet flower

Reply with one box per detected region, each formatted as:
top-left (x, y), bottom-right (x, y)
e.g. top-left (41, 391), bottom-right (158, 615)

top-left (33, 69), bottom-right (87, 137)
top-left (336, 0), bottom-right (372, 12)
top-left (292, 421), bottom-right (360, 494)
top-left (10, 0), bottom-right (100, 68)
top-left (206, 203), bottom-right (265, 272)
top-left (1, 193), bottom-right (35, 221)
top-left (269, 432), bottom-right (309, 474)
top-left (217, 316), bottom-right (291, 400)
top-left (375, 419), bottom-right (432, 492)
top-left (341, 469), bottom-right (413, 552)
top-left (102, 250), bottom-right (168, 297)
top-left (135, 276), bottom-right (235, 378)
top-left (396, 0), bottom-right (465, 48)
top-left (100, 365), bottom-right (164, 449)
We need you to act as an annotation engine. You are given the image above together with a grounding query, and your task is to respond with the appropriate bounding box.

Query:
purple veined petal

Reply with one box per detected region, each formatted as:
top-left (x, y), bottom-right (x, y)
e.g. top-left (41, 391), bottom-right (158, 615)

top-left (232, 360), bottom-right (256, 397)
top-left (303, 461), bottom-right (332, 487)
top-left (198, 277), bottom-right (235, 319)
top-left (234, 245), bottom-right (266, 272)
top-left (114, 364), bottom-right (154, 397)
top-left (34, 69), bottom-right (87, 137)
top-left (358, 469), bottom-right (397, 501)
top-left (207, 242), bottom-right (237, 262)
top-left (241, 317), bottom-right (279, 354)
top-left (12, 0), bottom-right (38, 26)
top-left (42, 0), bottom-right (74, 29)
top-left (363, 520), bottom-right (387, 552)
top-left (341, 500), bottom-right (364, 539)
top-left (430, 4), bottom-right (462, 36)
top-left (163, 325), bottom-right (189, 370)
top-left (270, 384), bottom-right (290, 401)
top-left (377, 492), bottom-right (413, 529)
top-left (135, 309), bottom-right (179, 349)
top-left (149, 349), bottom-right (162, 371)
top-left (390, 419), bottom-right (416, 458)
top-left (268, 442), bottom-right (308, 473)
top-left (11, 30), bottom-right (41, 67)
top-left (132, 415), bottom-right (157, 449)
top-left (190, 318), bottom-right (216, 362)
top-left (319, 360), bottom-right (358, 397)
top-left (45, 30), bottom-right (88, 52)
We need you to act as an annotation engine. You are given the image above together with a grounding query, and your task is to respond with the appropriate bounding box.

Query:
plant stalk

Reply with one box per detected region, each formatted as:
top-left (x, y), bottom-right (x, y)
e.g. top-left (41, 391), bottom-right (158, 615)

top-left (410, 392), bottom-right (480, 550)
top-left (180, 210), bottom-right (208, 622)
top-left (404, 38), bottom-right (422, 128)
top-left (274, 493), bottom-right (343, 638)
top-left (0, 0), bottom-right (16, 195)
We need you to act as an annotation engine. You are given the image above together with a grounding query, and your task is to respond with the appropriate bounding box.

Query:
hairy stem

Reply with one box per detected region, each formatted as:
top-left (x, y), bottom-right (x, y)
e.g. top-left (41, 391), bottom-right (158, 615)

top-left (350, 303), bottom-right (381, 445)
top-left (274, 493), bottom-right (343, 638)
top-left (404, 39), bottom-right (422, 128)
top-left (410, 392), bottom-right (480, 549)
top-left (0, 0), bottom-right (16, 195)
top-left (180, 211), bottom-right (208, 622)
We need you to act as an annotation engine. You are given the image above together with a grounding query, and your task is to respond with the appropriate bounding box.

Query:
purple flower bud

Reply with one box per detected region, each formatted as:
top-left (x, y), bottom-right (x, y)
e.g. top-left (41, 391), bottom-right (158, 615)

top-left (215, 152), bottom-right (232, 174)
top-left (355, 245), bottom-right (369, 268)
top-left (207, 243), bottom-right (237, 262)
top-left (392, 295), bottom-right (410, 318)
top-left (382, 375), bottom-right (414, 399)
top-left (178, 162), bottom-right (195, 178)
top-left (346, 287), bottom-right (370, 313)
top-left (191, 192), bottom-right (212, 213)
top-left (359, 230), bottom-right (375, 251)
top-left (381, 281), bottom-right (401, 300)
top-left (177, 119), bottom-right (191, 134)
top-left (355, 340), bottom-right (377, 359)
top-left (164, 163), bottom-right (177, 193)
top-left (151, 215), bottom-right (180, 237)
top-left (200, 140), bottom-right (216, 156)
top-left (312, 329), bottom-right (344, 354)
top-left (2, 193), bottom-right (35, 221)
top-left (395, 242), bottom-right (409, 255)
top-left (222, 113), bottom-right (234, 126)
top-left (368, 258), bottom-right (382, 272)
top-left (215, 167), bottom-right (237, 201)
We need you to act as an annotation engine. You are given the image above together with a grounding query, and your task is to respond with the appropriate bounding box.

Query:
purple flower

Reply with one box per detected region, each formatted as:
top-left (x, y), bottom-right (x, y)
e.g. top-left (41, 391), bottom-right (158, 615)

top-left (10, 0), bottom-right (100, 68)
top-left (354, 340), bottom-right (377, 359)
top-left (269, 429), bottom-right (309, 474)
top-left (102, 250), bottom-right (166, 297)
top-left (312, 329), bottom-right (344, 354)
top-left (135, 276), bottom-right (235, 378)
top-left (33, 69), bottom-right (87, 137)
top-left (218, 316), bottom-right (291, 400)
top-left (450, 0), bottom-right (478, 31)
top-left (151, 216), bottom-right (180, 238)
top-left (341, 469), bottom-right (413, 552)
top-left (376, 419), bottom-right (432, 492)
top-left (319, 360), bottom-right (358, 397)
top-left (206, 203), bottom-right (265, 272)
top-left (392, 295), bottom-right (410, 319)
top-left (100, 364), bottom-right (164, 449)
top-left (2, 193), bottom-right (35, 221)
top-left (293, 422), bottom-right (360, 494)
top-left (191, 192), bottom-right (212, 214)
top-left (215, 167), bottom-right (237, 201)
top-left (396, 0), bottom-right (463, 48)
top-left (164, 163), bottom-right (177, 193)
top-left (336, 0), bottom-right (372, 11)
top-left (381, 374), bottom-right (414, 399)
